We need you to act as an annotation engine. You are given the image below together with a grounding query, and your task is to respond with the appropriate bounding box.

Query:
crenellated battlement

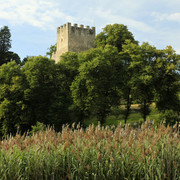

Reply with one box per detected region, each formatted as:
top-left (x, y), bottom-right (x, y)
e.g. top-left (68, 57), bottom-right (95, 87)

top-left (57, 22), bottom-right (95, 34)
top-left (57, 22), bottom-right (95, 29)
top-left (52, 22), bottom-right (95, 63)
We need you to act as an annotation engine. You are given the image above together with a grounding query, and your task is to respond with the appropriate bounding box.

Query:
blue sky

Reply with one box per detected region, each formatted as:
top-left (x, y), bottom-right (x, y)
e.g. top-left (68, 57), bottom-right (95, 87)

top-left (0, 0), bottom-right (180, 60)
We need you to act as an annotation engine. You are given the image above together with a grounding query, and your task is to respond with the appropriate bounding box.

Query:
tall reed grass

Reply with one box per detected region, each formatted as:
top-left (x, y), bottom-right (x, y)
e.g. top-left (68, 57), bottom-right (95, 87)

top-left (0, 121), bottom-right (179, 180)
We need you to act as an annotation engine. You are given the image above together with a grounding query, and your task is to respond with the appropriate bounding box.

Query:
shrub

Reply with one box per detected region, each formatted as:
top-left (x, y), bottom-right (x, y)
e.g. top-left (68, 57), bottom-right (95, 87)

top-left (30, 121), bottom-right (46, 135)
top-left (159, 109), bottom-right (180, 126)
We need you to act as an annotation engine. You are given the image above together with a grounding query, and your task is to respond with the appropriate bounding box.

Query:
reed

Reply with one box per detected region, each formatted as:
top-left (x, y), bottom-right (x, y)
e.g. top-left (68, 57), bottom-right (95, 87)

top-left (0, 121), bottom-right (179, 180)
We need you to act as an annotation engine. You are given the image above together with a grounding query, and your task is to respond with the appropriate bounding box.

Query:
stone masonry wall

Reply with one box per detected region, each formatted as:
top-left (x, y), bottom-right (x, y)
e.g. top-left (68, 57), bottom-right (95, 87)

top-left (52, 23), bottom-right (95, 63)
top-left (68, 24), bottom-right (95, 53)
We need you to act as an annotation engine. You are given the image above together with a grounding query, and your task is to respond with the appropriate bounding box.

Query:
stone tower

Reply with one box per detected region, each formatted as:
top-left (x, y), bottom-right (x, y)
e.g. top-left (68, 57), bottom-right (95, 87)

top-left (52, 22), bottom-right (95, 63)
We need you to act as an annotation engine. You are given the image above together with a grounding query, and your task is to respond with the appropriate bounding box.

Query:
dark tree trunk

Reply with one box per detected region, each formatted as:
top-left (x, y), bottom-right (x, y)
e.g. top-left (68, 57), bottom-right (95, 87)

top-left (98, 109), bottom-right (107, 124)
top-left (124, 89), bottom-right (132, 124)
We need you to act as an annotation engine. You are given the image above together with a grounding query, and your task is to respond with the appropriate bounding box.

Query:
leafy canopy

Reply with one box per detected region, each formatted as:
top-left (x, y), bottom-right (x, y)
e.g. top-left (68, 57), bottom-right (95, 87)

top-left (95, 24), bottom-right (138, 52)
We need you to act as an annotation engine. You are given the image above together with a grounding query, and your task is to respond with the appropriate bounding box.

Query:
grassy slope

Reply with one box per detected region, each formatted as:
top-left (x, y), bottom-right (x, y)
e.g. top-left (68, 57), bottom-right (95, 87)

top-left (84, 104), bottom-right (160, 127)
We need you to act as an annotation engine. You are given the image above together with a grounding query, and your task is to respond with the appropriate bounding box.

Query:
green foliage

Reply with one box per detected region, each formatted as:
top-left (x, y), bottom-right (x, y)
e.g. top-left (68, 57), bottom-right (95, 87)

top-left (0, 26), bottom-right (12, 65)
top-left (121, 41), bottom-right (170, 122)
top-left (0, 26), bottom-right (21, 66)
top-left (57, 52), bottom-right (84, 123)
top-left (4, 51), bottom-right (21, 65)
top-left (21, 56), bottom-right (33, 65)
top-left (0, 23), bottom-right (180, 136)
top-left (59, 51), bottom-right (79, 85)
top-left (0, 61), bottom-right (25, 136)
top-left (71, 46), bottom-right (122, 123)
top-left (0, 56), bottom-right (73, 136)
top-left (159, 109), bottom-right (180, 126)
top-left (30, 121), bottom-right (46, 135)
top-left (22, 56), bottom-right (71, 130)
top-left (154, 46), bottom-right (180, 114)
top-left (0, 26), bottom-right (11, 54)
top-left (0, 122), bottom-right (179, 179)
top-left (95, 24), bottom-right (138, 52)
top-left (46, 44), bottom-right (56, 58)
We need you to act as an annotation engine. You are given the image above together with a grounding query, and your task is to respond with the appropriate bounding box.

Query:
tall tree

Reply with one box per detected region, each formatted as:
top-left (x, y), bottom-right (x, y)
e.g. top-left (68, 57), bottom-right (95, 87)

top-left (0, 26), bottom-right (21, 65)
top-left (57, 52), bottom-right (82, 123)
top-left (22, 56), bottom-right (70, 130)
top-left (0, 61), bottom-right (24, 136)
top-left (122, 41), bottom-right (158, 121)
top-left (95, 24), bottom-right (138, 52)
top-left (59, 51), bottom-right (79, 85)
top-left (0, 26), bottom-right (11, 53)
top-left (94, 24), bottom-right (137, 123)
top-left (0, 26), bottom-right (12, 65)
top-left (119, 48), bottom-right (133, 124)
top-left (153, 46), bottom-right (180, 125)
top-left (71, 46), bottom-right (122, 124)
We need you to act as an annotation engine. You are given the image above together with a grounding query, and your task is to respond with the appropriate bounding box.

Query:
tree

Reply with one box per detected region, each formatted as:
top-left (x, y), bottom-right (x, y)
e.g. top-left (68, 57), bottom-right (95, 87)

top-left (0, 26), bottom-right (11, 53)
top-left (22, 56), bottom-right (70, 130)
top-left (153, 46), bottom-right (180, 125)
top-left (0, 61), bottom-right (24, 136)
top-left (119, 47), bottom-right (133, 124)
top-left (46, 44), bottom-right (56, 58)
top-left (0, 26), bottom-right (12, 65)
top-left (57, 52), bottom-right (82, 123)
top-left (4, 51), bottom-right (21, 65)
top-left (122, 41), bottom-right (158, 121)
top-left (71, 46), bottom-right (122, 124)
top-left (0, 26), bottom-right (21, 66)
top-left (94, 24), bottom-right (137, 123)
top-left (0, 56), bottom-right (74, 136)
top-left (21, 56), bottom-right (34, 66)
top-left (95, 24), bottom-right (138, 52)
top-left (59, 52), bottom-right (79, 84)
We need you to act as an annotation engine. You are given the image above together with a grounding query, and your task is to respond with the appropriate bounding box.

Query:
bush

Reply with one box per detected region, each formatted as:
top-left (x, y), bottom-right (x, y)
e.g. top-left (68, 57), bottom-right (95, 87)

top-left (159, 109), bottom-right (180, 126)
top-left (30, 121), bottom-right (46, 135)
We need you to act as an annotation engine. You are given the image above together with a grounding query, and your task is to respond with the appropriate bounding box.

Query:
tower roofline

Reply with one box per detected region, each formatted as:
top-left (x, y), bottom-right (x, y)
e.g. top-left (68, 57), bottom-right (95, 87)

top-left (57, 22), bottom-right (95, 31)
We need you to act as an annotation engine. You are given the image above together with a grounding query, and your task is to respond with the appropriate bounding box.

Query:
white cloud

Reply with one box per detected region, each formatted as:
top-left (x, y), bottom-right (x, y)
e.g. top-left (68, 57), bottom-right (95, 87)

top-left (0, 0), bottom-right (75, 30)
top-left (152, 12), bottom-right (180, 23)
top-left (168, 13), bottom-right (180, 23)
top-left (94, 8), bottom-right (155, 33)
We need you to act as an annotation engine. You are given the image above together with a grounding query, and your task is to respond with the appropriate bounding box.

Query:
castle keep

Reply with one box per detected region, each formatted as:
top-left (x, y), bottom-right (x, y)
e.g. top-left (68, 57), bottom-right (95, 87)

top-left (52, 22), bottom-right (95, 63)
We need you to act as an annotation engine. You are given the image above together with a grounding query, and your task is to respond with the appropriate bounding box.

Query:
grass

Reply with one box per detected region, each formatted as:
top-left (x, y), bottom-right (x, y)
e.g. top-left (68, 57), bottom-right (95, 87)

top-left (0, 121), bottom-right (179, 180)
top-left (84, 103), bottom-right (160, 127)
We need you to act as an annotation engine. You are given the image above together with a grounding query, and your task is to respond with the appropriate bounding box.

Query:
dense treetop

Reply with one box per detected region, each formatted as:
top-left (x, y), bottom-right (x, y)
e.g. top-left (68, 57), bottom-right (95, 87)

top-left (95, 24), bottom-right (138, 52)
top-left (0, 26), bottom-right (21, 66)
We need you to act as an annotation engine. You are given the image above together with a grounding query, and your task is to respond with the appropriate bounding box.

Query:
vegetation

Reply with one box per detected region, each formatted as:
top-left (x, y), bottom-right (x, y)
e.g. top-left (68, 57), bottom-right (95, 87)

top-left (71, 46), bottom-right (121, 123)
top-left (46, 44), bottom-right (57, 58)
top-left (0, 23), bottom-right (179, 179)
top-left (0, 24), bottom-right (179, 137)
top-left (0, 121), bottom-right (179, 180)
top-left (95, 24), bottom-right (138, 52)
top-left (0, 26), bottom-right (21, 65)
top-left (0, 56), bottom-right (72, 136)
